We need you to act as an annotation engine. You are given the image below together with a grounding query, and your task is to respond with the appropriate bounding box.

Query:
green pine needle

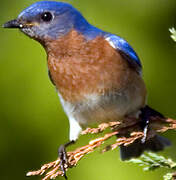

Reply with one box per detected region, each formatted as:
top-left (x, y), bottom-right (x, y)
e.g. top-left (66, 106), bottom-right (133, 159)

top-left (169, 28), bottom-right (176, 42)
top-left (128, 152), bottom-right (176, 179)
top-left (164, 173), bottom-right (173, 180)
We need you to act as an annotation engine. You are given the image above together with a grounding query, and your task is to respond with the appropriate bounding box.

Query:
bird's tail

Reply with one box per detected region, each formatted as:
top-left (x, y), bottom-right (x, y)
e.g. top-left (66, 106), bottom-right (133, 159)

top-left (120, 135), bottom-right (170, 160)
top-left (119, 106), bottom-right (171, 161)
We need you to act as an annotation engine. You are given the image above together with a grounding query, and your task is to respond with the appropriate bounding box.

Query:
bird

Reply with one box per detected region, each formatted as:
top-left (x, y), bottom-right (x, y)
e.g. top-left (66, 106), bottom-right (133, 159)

top-left (3, 1), bottom-right (170, 178)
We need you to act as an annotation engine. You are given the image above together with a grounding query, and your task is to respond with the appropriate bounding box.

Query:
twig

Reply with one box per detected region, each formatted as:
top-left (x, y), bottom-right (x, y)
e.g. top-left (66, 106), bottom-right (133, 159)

top-left (26, 116), bottom-right (176, 179)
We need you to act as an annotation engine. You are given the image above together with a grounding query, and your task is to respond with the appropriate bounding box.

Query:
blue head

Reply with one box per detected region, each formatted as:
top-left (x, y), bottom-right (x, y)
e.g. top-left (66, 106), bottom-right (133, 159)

top-left (3, 1), bottom-right (98, 43)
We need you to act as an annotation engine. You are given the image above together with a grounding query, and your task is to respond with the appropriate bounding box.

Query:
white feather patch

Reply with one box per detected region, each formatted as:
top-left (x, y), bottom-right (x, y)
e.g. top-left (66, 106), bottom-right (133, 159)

top-left (69, 117), bottom-right (82, 141)
top-left (58, 92), bottom-right (82, 141)
top-left (105, 36), bottom-right (116, 49)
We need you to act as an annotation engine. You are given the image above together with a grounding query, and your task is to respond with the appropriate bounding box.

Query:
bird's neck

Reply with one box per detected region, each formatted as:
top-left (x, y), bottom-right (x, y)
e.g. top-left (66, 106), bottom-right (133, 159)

top-left (44, 29), bottom-right (86, 59)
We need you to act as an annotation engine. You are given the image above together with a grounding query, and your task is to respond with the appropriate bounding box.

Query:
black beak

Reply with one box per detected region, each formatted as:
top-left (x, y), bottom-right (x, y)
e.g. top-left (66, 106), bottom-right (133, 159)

top-left (3, 19), bottom-right (22, 28)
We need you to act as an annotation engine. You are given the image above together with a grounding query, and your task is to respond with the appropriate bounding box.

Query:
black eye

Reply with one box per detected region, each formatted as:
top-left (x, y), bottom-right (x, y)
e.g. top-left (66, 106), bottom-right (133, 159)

top-left (41, 12), bottom-right (53, 22)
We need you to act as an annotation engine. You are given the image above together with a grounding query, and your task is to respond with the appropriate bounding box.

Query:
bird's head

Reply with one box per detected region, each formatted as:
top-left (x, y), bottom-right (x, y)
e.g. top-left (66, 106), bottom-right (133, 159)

top-left (3, 1), bottom-right (90, 43)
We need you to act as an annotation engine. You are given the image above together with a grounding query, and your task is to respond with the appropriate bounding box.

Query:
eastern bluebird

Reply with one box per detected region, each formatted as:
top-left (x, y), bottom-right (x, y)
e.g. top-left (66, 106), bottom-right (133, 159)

top-left (3, 1), bottom-right (170, 177)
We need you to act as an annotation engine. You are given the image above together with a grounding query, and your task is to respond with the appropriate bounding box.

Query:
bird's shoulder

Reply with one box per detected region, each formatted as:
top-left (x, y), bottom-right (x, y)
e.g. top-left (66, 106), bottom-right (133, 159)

top-left (103, 33), bottom-right (142, 74)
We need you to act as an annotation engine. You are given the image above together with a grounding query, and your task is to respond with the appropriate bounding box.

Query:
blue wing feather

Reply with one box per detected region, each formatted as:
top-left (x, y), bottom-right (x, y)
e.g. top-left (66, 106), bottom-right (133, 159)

top-left (104, 34), bottom-right (142, 74)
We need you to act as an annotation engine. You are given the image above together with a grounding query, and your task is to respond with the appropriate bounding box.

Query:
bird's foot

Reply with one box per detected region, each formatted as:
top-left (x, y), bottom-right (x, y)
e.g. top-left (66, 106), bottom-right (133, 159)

top-left (141, 119), bottom-right (149, 144)
top-left (140, 106), bottom-right (151, 144)
top-left (140, 105), bottom-right (164, 143)
top-left (58, 145), bottom-right (68, 179)
top-left (58, 141), bottom-right (75, 179)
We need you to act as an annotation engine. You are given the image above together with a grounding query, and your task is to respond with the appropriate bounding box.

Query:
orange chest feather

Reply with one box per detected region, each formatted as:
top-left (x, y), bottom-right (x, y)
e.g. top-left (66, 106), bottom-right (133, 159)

top-left (46, 30), bottom-right (137, 102)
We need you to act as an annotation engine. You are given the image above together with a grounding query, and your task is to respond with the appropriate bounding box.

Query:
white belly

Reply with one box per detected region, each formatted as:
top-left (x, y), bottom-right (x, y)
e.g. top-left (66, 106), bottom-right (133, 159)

top-left (58, 90), bottom-right (143, 126)
top-left (58, 85), bottom-right (145, 141)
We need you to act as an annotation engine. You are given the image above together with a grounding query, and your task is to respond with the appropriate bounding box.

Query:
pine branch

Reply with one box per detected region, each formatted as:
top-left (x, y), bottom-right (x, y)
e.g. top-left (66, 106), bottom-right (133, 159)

top-left (128, 152), bottom-right (176, 171)
top-left (164, 173), bottom-right (176, 180)
top-left (26, 116), bottom-right (176, 180)
top-left (128, 152), bottom-right (176, 180)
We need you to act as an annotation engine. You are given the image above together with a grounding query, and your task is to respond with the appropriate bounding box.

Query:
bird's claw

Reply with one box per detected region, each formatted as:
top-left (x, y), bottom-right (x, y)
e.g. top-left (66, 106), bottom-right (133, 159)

top-left (58, 141), bottom-right (75, 179)
top-left (58, 145), bottom-right (68, 179)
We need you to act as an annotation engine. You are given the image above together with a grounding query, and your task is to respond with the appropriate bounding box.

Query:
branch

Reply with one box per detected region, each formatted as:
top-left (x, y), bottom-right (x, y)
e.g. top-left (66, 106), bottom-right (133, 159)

top-left (26, 116), bottom-right (176, 180)
top-left (128, 152), bottom-right (176, 171)
top-left (128, 152), bottom-right (176, 180)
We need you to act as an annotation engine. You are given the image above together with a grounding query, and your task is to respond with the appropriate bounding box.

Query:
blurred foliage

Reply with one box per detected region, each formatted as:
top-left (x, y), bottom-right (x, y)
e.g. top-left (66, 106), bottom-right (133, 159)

top-left (0, 0), bottom-right (176, 180)
top-left (129, 152), bottom-right (176, 171)
top-left (129, 152), bottom-right (176, 179)
top-left (169, 28), bottom-right (176, 42)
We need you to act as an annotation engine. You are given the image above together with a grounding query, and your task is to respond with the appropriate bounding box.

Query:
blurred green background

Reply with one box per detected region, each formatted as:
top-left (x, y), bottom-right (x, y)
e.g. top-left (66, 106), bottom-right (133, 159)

top-left (1, 0), bottom-right (176, 179)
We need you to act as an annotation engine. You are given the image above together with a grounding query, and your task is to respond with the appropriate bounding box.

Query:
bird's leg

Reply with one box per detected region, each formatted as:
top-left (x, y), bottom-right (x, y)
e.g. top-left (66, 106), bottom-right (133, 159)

top-left (140, 105), bottom-right (164, 143)
top-left (140, 106), bottom-right (152, 143)
top-left (140, 113), bottom-right (149, 144)
top-left (58, 140), bottom-right (75, 179)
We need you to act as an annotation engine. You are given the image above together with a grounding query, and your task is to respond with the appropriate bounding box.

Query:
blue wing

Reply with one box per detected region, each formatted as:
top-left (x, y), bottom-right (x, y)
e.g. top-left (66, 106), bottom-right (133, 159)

top-left (104, 34), bottom-right (142, 74)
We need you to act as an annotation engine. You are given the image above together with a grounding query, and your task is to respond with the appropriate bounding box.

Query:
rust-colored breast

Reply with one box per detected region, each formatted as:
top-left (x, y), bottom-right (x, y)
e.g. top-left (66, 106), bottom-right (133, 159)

top-left (46, 30), bottom-right (146, 104)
